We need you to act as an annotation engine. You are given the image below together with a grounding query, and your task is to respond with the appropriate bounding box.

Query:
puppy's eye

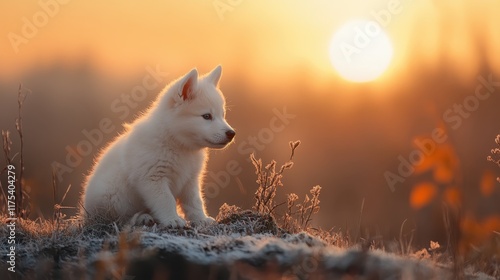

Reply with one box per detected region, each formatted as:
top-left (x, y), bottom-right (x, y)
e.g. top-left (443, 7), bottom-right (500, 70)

top-left (202, 113), bottom-right (212, 120)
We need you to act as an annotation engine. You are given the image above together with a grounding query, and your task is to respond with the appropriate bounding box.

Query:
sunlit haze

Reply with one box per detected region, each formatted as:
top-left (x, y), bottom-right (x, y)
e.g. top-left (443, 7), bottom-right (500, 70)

top-left (1, 1), bottom-right (499, 83)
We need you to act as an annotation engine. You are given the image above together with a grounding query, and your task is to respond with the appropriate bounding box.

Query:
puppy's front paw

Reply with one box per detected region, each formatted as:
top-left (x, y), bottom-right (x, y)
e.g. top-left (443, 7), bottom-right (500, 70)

top-left (190, 216), bottom-right (216, 227)
top-left (162, 216), bottom-right (187, 228)
top-left (135, 213), bottom-right (155, 227)
top-left (130, 212), bottom-right (155, 227)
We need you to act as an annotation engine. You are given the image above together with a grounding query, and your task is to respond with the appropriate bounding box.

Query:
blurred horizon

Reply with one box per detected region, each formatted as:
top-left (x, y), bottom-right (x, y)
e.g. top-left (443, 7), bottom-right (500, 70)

top-left (2, 1), bottom-right (500, 83)
top-left (1, 0), bottom-right (500, 246)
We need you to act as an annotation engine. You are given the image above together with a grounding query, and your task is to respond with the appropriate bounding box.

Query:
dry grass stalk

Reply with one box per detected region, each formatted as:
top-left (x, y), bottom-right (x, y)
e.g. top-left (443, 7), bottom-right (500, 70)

top-left (251, 141), bottom-right (300, 215)
top-left (487, 134), bottom-right (500, 183)
top-left (16, 84), bottom-right (29, 218)
top-left (399, 219), bottom-right (414, 255)
top-left (296, 185), bottom-right (321, 230)
top-left (250, 141), bottom-right (321, 233)
top-left (0, 130), bottom-right (13, 213)
top-left (0, 84), bottom-right (31, 218)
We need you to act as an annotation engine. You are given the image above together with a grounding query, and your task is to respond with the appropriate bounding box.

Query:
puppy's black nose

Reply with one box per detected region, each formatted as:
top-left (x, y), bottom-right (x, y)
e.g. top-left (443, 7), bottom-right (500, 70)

top-left (225, 130), bottom-right (236, 140)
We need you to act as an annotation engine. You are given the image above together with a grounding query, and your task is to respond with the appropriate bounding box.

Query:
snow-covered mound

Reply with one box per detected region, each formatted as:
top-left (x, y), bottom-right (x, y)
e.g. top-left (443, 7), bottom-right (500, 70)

top-left (0, 211), bottom-right (493, 279)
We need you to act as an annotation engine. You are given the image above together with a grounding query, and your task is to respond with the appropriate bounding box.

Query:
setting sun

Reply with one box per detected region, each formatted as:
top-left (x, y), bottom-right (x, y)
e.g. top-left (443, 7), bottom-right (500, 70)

top-left (329, 19), bottom-right (394, 83)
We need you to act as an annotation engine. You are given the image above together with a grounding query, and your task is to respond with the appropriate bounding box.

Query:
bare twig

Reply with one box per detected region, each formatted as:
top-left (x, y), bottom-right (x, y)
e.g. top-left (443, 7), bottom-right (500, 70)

top-left (15, 84), bottom-right (30, 218)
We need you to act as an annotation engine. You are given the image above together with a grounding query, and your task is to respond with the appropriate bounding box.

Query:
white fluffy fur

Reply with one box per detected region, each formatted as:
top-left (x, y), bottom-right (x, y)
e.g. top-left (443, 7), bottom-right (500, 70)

top-left (81, 66), bottom-right (235, 227)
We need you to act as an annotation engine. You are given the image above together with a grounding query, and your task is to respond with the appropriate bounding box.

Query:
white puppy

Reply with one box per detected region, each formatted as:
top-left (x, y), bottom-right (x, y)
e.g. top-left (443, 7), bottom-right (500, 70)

top-left (81, 66), bottom-right (235, 227)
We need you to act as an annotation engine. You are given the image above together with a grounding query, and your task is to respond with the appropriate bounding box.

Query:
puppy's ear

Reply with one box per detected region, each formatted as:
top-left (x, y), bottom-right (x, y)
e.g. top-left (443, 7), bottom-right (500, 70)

top-left (206, 65), bottom-right (222, 86)
top-left (179, 68), bottom-right (198, 101)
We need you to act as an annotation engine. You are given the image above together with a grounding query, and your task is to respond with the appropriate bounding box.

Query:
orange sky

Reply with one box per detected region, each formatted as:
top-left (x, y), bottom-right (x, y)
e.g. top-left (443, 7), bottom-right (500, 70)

top-left (1, 0), bottom-right (500, 84)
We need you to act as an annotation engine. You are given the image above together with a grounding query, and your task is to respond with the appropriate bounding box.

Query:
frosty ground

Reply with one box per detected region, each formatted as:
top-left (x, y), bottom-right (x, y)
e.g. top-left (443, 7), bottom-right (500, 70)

top-left (0, 210), bottom-right (494, 280)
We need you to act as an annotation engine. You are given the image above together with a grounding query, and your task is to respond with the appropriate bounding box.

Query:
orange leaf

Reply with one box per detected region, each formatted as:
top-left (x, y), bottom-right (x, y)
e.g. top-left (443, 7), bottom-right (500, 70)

top-left (432, 144), bottom-right (459, 183)
top-left (480, 170), bottom-right (496, 197)
top-left (434, 165), bottom-right (454, 183)
top-left (443, 187), bottom-right (461, 207)
top-left (413, 155), bottom-right (435, 174)
top-left (410, 182), bottom-right (438, 209)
